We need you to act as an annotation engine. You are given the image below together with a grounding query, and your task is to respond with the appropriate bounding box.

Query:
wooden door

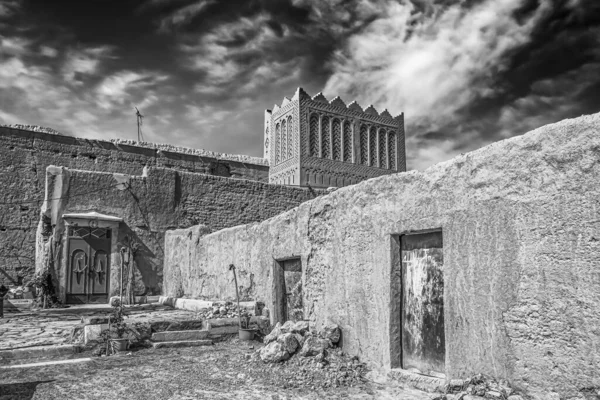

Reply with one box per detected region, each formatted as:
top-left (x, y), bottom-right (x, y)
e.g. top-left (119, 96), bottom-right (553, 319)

top-left (401, 231), bottom-right (445, 376)
top-left (67, 227), bottom-right (111, 304)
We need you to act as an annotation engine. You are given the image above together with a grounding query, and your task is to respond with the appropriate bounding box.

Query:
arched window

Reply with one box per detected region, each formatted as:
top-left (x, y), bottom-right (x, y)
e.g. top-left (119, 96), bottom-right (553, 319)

top-left (369, 126), bottom-right (377, 167)
top-left (287, 116), bottom-right (293, 159)
top-left (321, 116), bottom-right (330, 159)
top-left (264, 126), bottom-right (269, 158)
top-left (378, 128), bottom-right (387, 169)
top-left (309, 113), bottom-right (319, 157)
top-left (343, 121), bottom-right (352, 162)
top-left (275, 123), bottom-right (281, 163)
top-left (332, 118), bottom-right (341, 161)
top-left (360, 124), bottom-right (368, 165)
top-left (281, 119), bottom-right (287, 162)
top-left (388, 131), bottom-right (397, 170)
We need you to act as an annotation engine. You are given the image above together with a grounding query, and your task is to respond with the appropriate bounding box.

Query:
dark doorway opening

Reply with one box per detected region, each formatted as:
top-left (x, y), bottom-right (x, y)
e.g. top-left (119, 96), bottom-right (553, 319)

top-left (390, 230), bottom-right (445, 377)
top-left (272, 258), bottom-right (303, 325)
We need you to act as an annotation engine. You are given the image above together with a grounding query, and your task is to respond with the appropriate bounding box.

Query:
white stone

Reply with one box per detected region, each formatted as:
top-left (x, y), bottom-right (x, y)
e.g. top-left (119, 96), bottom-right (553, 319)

top-left (277, 333), bottom-right (299, 354)
top-left (259, 341), bottom-right (290, 363)
top-left (322, 324), bottom-right (341, 344)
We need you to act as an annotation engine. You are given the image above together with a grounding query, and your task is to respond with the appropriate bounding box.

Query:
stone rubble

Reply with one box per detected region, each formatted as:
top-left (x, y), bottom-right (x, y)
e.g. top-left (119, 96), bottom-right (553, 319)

top-left (430, 374), bottom-right (524, 400)
top-left (198, 301), bottom-right (254, 320)
top-left (257, 322), bottom-right (367, 389)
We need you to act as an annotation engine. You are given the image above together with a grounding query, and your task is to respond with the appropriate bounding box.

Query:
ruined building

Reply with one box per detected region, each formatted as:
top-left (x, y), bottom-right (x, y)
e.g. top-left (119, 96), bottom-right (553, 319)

top-left (0, 87), bottom-right (406, 296)
top-left (265, 88), bottom-right (405, 187)
top-left (4, 85), bottom-right (600, 399)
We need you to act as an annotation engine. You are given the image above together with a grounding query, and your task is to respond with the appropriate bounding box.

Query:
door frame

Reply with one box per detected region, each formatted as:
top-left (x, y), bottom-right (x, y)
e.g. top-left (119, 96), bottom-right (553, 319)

top-left (389, 228), bottom-right (444, 373)
top-left (60, 213), bottom-right (122, 304)
top-left (271, 256), bottom-right (303, 326)
top-left (65, 227), bottom-right (112, 304)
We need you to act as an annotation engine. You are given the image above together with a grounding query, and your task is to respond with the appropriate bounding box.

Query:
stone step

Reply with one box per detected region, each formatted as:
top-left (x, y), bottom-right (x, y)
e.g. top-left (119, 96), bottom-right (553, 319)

top-left (151, 330), bottom-right (209, 342)
top-left (152, 340), bottom-right (213, 349)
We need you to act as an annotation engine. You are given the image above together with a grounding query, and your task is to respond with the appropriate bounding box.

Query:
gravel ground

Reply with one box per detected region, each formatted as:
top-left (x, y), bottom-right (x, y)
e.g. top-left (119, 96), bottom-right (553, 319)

top-left (0, 340), bottom-right (432, 400)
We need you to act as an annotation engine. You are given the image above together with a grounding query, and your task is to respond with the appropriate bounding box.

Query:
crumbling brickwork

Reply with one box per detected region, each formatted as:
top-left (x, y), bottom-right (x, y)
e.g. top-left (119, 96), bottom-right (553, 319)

top-left (0, 126), bottom-right (269, 286)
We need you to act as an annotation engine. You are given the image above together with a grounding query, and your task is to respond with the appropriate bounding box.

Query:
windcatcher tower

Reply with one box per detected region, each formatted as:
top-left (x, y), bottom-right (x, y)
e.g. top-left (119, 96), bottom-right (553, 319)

top-left (265, 87), bottom-right (406, 188)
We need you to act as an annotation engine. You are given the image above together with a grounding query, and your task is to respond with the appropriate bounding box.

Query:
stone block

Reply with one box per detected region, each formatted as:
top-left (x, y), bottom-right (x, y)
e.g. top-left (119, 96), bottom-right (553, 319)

top-left (82, 316), bottom-right (110, 325)
top-left (151, 330), bottom-right (209, 342)
top-left (3, 299), bottom-right (34, 311)
top-left (151, 320), bottom-right (204, 332)
top-left (152, 340), bottom-right (213, 349)
top-left (84, 323), bottom-right (109, 344)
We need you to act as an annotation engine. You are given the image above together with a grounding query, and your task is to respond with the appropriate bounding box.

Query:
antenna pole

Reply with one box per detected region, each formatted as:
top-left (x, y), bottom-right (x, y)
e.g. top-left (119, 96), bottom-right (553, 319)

top-left (135, 107), bottom-right (144, 142)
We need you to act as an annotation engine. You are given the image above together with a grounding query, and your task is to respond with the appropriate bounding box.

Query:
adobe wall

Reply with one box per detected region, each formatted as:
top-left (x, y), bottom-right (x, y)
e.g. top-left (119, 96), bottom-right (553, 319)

top-left (163, 112), bottom-right (600, 399)
top-left (0, 126), bottom-right (268, 286)
top-left (36, 166), bottom-right (322, 299)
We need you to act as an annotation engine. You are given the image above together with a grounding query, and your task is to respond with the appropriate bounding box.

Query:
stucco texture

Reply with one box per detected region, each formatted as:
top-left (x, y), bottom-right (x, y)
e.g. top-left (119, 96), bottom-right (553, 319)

top-left (163, 112), bottom-right (600, 399)
top-left (0, 127), bottom-right (268, 286)
top-left (37, 166), bottom-right (321, 300)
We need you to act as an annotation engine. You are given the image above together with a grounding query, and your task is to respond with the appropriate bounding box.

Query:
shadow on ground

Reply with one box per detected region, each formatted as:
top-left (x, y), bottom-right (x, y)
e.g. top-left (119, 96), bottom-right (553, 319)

top-left (0, 380), bottom-right (54, 400)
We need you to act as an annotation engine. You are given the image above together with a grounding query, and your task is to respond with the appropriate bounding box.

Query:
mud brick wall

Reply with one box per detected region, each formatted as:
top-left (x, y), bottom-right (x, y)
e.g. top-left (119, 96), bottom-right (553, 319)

top-left (0, 126), bottom-right (269, 286)
top-left (37, 166), bottom-right (321, 297)
top-left (164, 112), bottom-right (600, 399)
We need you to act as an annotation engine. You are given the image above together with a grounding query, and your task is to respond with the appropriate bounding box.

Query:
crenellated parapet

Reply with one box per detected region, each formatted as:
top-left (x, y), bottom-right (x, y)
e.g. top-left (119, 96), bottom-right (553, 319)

top-left (266, 87), bottom-right (406, 187)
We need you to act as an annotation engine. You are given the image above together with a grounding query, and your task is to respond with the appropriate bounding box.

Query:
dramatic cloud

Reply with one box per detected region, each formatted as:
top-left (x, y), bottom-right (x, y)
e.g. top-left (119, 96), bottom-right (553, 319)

top-left (0, 0), bottom-right (598, 169)
top-left (323, 0), bottom-right (600, 169)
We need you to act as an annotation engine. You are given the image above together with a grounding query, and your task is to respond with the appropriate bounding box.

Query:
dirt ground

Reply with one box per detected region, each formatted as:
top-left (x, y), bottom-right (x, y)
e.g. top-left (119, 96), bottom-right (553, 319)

top-left (0, 304), bottom-right (202, 350)
top-left (0, 340), bottom-right (433, 400)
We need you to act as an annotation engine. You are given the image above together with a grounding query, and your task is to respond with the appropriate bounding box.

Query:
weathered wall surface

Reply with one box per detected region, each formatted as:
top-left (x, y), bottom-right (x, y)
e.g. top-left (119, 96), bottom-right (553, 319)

top-left (37, 166), bottom-right (321, 298)
top-left (164, 113), bottom-right (600, 399)
top-left (0, 126), bottom-right (268, 286)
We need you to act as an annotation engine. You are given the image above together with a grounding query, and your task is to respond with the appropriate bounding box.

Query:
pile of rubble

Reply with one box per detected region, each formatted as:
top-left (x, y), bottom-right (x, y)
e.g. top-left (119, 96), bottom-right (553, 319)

top-left (433, 374), bottom-right (524, 400)
top-left (2, 286), bottom-right (34, 300)
top-left (257, 321), bottom-right (368, 389)
top-left (198, 302), bottom-right (254, 319)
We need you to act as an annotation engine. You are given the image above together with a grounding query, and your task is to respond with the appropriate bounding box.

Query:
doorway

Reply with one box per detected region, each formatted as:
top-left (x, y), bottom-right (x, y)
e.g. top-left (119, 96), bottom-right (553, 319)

top-left (272, 258), bottom-right (303, 324)
top-left (391, 230), bottom-right (445, 376)
top-left (66, 226), bottom-right (111, 304)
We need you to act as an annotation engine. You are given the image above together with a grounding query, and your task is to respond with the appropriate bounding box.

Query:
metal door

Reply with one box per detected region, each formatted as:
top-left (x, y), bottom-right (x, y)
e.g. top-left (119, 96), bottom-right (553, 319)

top-left (67, 227), bottom-right (111, 304)
top-left (401, 231), bottom-right (445, 376)
top-left (282, 259), bottom-right (303, 321)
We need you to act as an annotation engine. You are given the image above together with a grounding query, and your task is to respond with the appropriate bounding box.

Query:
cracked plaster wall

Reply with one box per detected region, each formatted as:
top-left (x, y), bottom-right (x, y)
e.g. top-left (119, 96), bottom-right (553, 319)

top-left (34, 166), bottom-right (320, 299)
top-left (0, 127), bottom-right (269, 286)
top-left (164, 112), bottom-right (600, 399)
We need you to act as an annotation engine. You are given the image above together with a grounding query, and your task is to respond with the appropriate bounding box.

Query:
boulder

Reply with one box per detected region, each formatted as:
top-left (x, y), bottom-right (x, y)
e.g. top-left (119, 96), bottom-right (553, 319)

top-left (294, 333), bottom-right (306, 347)
top-left (322, 324), bottom-right (341, 344)
top-left (277, 333), bottom-right (299, 354)
top-left (299, 336), bottom-right (330, 357)
top-left (264, 322), bottom-right (282, 344)
top-left (259, 341), bottom-right (290, 363)
top-left (291, 320), bottom-right (309, 334)
top-left (281, 320), bottom-right (295, 333)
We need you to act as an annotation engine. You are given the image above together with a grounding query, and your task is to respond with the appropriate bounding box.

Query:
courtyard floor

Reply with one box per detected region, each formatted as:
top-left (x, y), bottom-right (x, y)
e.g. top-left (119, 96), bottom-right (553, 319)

top-left (0, 304), bottom-right (200, 350)
top-left (0, 341), bottom-right (433, 400)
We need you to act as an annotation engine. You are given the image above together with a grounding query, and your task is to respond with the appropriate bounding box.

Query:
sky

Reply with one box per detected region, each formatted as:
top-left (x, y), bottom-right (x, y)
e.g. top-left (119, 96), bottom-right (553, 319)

top-left (0, 0), bottom-right (599, 170)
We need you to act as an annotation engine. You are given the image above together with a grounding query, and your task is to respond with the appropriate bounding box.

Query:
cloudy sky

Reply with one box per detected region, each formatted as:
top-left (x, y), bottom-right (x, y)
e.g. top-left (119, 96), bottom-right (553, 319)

top-left (0, 0), bottom-right (599, 170)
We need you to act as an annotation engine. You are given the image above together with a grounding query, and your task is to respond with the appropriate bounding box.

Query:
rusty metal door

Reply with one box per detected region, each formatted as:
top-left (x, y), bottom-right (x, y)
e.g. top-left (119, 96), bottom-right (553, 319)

top-left (67, 227), bottom-right (111, 304)
top-left (401, 231), bottom-right (445, 376)
top-left (282, 258), bottom-right (303, 321)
